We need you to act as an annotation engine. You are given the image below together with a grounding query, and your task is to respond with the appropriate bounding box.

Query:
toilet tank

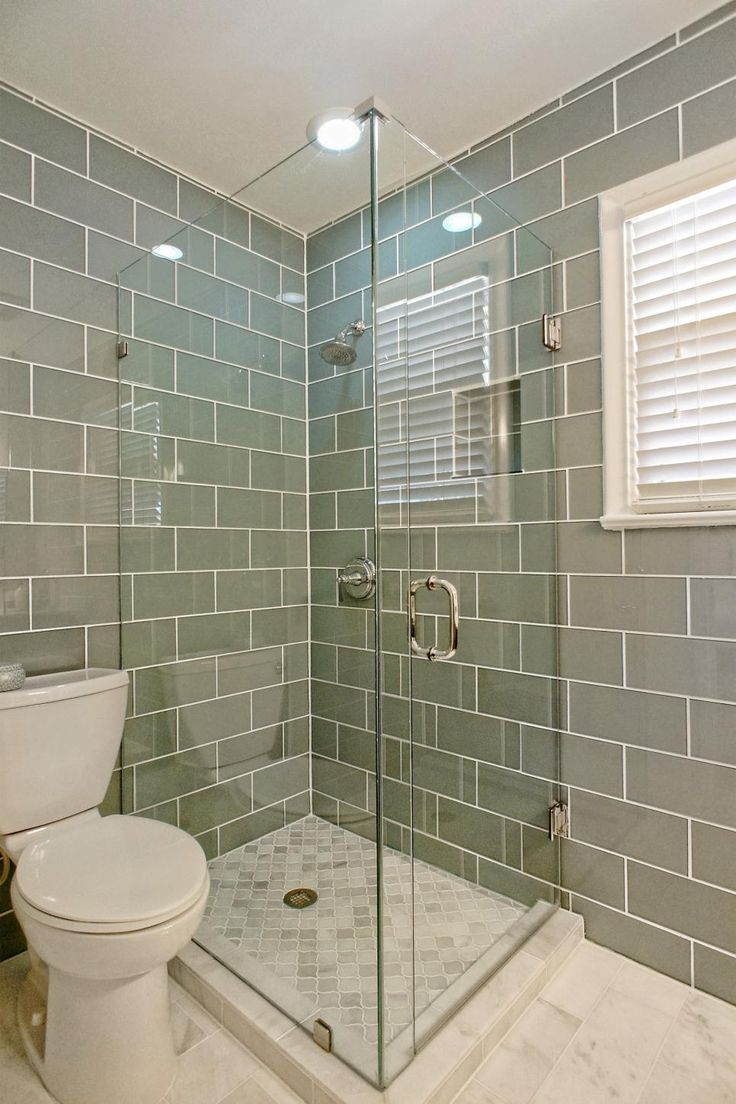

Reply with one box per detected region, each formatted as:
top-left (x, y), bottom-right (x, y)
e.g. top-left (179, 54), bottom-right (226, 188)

top-left (0, 668), bottom-right (129, 835)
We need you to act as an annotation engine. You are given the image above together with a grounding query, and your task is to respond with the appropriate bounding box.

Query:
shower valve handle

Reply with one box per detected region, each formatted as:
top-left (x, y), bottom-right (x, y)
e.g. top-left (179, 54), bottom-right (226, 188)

top-left (338, 571), bottom-right (364, 586)
top-left (337, 556), bottom-right (376, 601)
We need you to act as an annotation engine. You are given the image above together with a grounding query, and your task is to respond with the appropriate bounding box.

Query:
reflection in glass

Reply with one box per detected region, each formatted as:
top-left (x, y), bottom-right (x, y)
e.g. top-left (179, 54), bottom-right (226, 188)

top-left (114, 105), bottom-right (561, 1091)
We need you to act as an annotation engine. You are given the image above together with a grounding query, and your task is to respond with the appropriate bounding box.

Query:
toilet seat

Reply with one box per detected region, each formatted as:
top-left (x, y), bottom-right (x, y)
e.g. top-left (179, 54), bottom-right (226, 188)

top-left (15, 815), bottom-right (208, 933)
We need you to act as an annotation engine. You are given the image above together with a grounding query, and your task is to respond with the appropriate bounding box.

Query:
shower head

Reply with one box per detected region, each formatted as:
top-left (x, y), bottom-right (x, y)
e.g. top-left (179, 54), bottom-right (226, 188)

top-left (319, 319), bottom-right (366, 366)
top-left (319, 339), bottom-right (357, 367)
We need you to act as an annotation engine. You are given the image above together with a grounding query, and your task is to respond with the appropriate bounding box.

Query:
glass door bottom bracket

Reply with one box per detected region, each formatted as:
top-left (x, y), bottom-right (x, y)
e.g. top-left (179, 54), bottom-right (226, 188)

top-left (314, 1018), bottom-right (333, 1053)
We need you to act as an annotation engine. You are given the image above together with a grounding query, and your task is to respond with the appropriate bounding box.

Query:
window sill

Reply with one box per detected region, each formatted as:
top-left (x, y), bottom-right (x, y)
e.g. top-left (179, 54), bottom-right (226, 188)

top-left (601, 511), bottom-right (736, 530)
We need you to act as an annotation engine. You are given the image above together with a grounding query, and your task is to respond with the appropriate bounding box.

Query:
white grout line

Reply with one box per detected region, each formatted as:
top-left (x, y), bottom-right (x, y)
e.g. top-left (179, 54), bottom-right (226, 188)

top-left (4, 15), bottom-right (736, 967)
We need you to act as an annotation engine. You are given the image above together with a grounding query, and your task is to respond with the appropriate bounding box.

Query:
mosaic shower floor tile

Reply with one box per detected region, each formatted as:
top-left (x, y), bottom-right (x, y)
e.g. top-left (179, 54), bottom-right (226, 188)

top-left (198, 815), bottom-right (527, 1047)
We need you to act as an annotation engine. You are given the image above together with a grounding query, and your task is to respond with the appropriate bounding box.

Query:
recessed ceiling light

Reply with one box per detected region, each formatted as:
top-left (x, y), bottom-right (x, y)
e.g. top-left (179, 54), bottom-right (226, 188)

top-left (281, 292), bottom-right (305, 305)
top-left (442, 211), bottom-right (482, 233)
top-left (151, 243), bottom-right (184, 261)
top-left (307, 109), bottom-right (362, 152)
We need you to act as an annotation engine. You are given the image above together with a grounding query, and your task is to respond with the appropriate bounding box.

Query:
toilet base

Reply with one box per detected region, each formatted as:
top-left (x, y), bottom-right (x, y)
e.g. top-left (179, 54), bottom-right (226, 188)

top-left (18, 954), bottom-right (177, 1104)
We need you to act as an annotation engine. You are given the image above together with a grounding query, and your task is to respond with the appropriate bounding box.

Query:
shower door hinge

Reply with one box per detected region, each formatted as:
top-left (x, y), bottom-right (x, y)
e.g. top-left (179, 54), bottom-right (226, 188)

top-left (313, 1018), bottom-right (333, 1053)
top-left (116, 340), bottom-right (129, 359)
top-left (548, 800), bottom-right (569, 841)
top-left (541, 314), bottom-right (562, 352)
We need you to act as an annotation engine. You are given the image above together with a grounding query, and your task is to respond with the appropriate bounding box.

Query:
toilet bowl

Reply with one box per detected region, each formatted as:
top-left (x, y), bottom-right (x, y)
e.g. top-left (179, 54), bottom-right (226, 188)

top-left (10, 814), bottom-right (209, 1104)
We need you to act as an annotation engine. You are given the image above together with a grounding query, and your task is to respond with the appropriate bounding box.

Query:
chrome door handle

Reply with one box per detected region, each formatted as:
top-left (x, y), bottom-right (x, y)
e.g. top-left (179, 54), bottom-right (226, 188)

top-left (408, 576), bottom-right (459, 661)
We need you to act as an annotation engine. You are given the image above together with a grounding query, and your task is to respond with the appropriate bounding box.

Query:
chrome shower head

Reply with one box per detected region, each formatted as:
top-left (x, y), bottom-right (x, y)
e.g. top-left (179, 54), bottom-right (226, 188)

top-left (319, 339), bottom-right (357, 366)
top-left (319, 319), bottom-right (366, 366)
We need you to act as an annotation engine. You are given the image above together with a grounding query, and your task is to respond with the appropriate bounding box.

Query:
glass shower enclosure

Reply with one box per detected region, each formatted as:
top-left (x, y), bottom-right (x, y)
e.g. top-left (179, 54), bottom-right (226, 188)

top-left (116, 106), bottom-right (562, 1088)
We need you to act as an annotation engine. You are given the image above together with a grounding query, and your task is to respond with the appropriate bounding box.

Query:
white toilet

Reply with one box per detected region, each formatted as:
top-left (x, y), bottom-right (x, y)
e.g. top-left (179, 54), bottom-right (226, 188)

top-left (0, 667), bottom-right (210, 1104)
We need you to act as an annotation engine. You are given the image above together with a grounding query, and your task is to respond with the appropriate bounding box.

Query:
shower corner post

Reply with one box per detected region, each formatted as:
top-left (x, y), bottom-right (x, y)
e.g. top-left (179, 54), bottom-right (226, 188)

top-left (549, 248), bottom-right (565, 910)
top-left (114, 271), bottom-right (128, 816)
top-left (115, 271), bottom-right (124, 677)
top-left (367, 104), bottom-right (386, 1090)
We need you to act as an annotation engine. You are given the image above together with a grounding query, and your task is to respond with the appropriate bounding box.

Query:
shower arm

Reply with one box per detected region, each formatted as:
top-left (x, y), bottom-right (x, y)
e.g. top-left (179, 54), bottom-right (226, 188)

top-left (339, 319), bottom-right (366, 341)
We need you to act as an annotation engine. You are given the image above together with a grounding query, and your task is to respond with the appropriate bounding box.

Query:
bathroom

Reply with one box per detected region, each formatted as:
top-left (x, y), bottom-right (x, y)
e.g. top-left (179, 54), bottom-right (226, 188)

top-left (1, 0), bottom-right (736, 1101)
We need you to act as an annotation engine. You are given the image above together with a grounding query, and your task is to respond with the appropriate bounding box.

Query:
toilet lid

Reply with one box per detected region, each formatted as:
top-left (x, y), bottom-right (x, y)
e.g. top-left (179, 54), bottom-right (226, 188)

top-left (15, 816), bottom-right (208, 927)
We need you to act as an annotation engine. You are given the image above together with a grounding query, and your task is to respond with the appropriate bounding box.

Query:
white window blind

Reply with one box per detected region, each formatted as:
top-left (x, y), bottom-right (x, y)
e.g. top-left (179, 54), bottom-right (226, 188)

top-left (375, 276), bottom-right (490, 494)
top-left (626, 176), bottom-right (736, 513)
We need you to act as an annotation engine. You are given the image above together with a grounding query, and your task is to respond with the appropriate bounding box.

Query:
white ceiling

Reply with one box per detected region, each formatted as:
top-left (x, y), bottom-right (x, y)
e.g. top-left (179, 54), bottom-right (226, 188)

top-left (0, 0), bottom-right (721, 231)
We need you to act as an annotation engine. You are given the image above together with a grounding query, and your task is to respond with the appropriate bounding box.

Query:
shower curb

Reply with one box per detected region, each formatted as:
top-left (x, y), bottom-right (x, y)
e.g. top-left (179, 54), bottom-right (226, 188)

top-left (170, 909), bottom-right (583, 1104)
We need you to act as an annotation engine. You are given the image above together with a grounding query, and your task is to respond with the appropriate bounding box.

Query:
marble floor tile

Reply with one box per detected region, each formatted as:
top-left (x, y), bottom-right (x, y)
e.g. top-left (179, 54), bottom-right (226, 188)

top-left (170, 979), bottom-right (222, 1041)
top-left (0, 956), bottom-right (70, 1104)
top-left (168, 1029), bottom-right (260, 1104)
top-left (0, 952), bottom-right (28, 1040)
top-left (540, 939), bottom-right (623, 1020)
top-left (454, 1080), bottom-right (506, 1104)
top-left (475, 998), bottom-right (581, 1104)
top-left (611, 959), bottom-right (690, 1019)
top-left (219, 1066), bottom-right (305, 1104)
top-left (530, 987), bottom-right (675, 1104)
top-left (651, 989), bottom-right (736, 1101)
top-left (170, 999), bottom-right (209, 1056)
top-left (0, 1043), bottom-right (58, 1104)
top-left (638, 1056), bottom-right (732, 1104)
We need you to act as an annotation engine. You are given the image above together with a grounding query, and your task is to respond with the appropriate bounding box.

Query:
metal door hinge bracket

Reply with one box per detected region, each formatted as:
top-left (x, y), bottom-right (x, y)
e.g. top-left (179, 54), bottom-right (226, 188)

top-left (353, 95), bottom-right (392, 123)
top-left (542, 314), bottom-right (562, 352)
top-left (549, 800), bottom-right (569, 841)
top-left (116, 340), bottom-right (129, 359)
top-left (313, 1018), bottom-right (333, 1052)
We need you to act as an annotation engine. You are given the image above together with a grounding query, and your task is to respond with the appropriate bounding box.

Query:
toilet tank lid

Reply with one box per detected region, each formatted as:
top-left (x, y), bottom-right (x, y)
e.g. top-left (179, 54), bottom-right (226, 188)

top-left (0, 667), bottom-right (129, 711)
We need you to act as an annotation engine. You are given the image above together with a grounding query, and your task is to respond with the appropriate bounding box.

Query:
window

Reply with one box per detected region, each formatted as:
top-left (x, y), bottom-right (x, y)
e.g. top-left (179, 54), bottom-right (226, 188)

top-left (375, 275), bottom-right (489, 499)
top-left (600, 138), bottom-right (736, 528)
top-left (375, 275), bottom-right (523, 524)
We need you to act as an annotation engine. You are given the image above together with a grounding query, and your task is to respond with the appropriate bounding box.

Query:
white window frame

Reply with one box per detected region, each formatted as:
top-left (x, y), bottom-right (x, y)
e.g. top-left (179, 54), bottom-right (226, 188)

top-left (600, 137), bottom-right (736, 529)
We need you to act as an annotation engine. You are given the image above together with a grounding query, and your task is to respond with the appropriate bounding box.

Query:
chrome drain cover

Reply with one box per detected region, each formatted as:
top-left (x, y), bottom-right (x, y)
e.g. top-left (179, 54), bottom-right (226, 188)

top-left (283, 887), bottom-right (318, 909)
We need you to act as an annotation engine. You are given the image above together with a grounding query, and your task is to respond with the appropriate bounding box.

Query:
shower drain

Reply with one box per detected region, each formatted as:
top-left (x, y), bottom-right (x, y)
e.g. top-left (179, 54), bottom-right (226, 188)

top-left (283, 887), bottom-right (318, 909)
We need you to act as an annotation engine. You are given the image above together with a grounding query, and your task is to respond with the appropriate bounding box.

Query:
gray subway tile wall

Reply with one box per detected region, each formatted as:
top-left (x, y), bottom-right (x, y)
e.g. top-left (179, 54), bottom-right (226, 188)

top-left (305, 0), bottom-right (736, 1004)
top-left (2, 0), bottom-right (736, 1014)
top-left (0, 83), bottom-right (309, 955)
top-left (119, 164), bottom-right (310, 877)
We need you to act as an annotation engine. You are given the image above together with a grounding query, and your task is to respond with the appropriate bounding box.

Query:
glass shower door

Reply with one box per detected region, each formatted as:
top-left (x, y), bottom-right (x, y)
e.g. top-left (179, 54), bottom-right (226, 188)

top-left (116, 132), bottom-right (387, 1087)
top-left (373, 117), bottom-right (563, 1078)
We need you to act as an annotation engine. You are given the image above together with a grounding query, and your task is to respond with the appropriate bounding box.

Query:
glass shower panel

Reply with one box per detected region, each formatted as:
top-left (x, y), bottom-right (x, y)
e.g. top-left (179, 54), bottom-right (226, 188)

top-left (114, 106), bottom-right (562, 1091)
top-left (371, 115), bottom-right (429, 1081)
top-left (373, 116), bottom-right (562, 1079)
top-left (116, 131), bottom-right (382, 1085)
